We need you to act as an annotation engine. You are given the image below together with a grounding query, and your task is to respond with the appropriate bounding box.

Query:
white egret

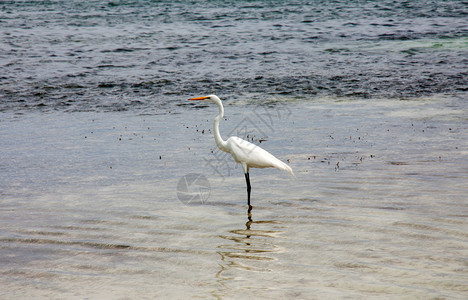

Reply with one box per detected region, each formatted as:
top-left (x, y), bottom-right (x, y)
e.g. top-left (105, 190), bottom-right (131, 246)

top-left (189, 95), bottom-right (294, 206)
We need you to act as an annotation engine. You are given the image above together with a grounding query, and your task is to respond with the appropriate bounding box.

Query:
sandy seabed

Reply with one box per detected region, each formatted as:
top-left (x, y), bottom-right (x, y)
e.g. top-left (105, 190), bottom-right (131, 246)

top-left (0, 95), bottom-right (467, 299)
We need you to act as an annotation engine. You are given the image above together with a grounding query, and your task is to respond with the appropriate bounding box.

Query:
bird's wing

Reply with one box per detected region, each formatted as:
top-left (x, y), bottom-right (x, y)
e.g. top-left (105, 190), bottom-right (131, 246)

top-left (226, 137), bottom-right (293, 175)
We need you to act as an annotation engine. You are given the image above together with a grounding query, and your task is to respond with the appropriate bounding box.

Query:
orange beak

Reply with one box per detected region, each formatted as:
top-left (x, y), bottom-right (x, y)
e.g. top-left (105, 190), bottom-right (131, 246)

top-left (188, 96), bottom-right (209, 101)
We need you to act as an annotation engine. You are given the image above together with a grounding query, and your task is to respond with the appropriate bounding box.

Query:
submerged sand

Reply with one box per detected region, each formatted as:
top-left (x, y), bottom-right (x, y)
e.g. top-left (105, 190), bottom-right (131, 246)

top-left (0, 95), bottom-right (467, 299)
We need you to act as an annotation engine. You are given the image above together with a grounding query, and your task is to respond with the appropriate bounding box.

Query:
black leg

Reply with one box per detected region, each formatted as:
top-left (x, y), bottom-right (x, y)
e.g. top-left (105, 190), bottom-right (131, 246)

top-left (244, 172), bottom-right (251, 207)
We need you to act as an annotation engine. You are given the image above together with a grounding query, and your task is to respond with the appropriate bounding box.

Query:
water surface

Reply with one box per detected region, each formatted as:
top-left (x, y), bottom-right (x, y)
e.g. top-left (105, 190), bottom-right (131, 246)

top-left (1, 0), bottom-right (467, 112)
top-left (1, 95), bottom-right (467, 298)
top-left (1, 0), bottom-right (467, 298)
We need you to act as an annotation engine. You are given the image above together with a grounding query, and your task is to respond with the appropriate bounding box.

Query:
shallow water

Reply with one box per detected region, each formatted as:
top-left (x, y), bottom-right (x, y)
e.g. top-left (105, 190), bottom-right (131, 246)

top-left (1, 95), bottom-right (467, 299)
top-left (1, 0), bottom-right (468, 298)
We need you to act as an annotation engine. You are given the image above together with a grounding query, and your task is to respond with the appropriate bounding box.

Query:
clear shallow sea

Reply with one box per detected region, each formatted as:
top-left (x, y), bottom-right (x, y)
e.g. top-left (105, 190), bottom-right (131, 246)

top-left (1, 1), bottom-right (468, 299)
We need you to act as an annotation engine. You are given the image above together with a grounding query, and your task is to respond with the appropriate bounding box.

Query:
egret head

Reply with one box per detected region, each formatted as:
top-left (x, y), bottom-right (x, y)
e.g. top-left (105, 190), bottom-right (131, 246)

top-left (188, 95), bottom-right (220, 102)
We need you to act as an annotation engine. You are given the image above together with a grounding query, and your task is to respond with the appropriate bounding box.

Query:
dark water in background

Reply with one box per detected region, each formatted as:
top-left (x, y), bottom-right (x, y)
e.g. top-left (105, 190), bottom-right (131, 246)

top-left (1, 0), bottom-right (467, 112)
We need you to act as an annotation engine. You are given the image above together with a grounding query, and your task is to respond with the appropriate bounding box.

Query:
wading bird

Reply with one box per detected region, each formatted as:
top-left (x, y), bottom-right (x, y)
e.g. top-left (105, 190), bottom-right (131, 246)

top-left (189, 95), bottom-right (294, 206)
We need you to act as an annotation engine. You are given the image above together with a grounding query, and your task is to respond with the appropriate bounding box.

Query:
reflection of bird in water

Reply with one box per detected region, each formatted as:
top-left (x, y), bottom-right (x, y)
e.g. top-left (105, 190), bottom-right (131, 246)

top-left (189, 95), bottom-right (294, 207)
top-left (216, 205), bottom-right (283, 279)
top-left (246, 205), bottom-right (253, 239)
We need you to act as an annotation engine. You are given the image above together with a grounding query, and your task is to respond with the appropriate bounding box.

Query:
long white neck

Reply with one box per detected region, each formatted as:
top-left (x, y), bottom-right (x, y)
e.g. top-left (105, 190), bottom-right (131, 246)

top-left (212, 96), bottom-right (228, 152)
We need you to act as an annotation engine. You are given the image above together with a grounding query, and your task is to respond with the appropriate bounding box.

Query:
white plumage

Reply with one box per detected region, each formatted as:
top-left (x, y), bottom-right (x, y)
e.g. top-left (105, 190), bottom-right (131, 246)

top-left (189, 94), bottom-right (294, 206)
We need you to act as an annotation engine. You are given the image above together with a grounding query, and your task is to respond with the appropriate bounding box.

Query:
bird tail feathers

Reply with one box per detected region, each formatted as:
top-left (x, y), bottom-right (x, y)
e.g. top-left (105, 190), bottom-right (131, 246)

top-left (277, 160), bottom-right (295, 177)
